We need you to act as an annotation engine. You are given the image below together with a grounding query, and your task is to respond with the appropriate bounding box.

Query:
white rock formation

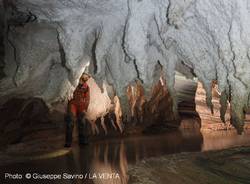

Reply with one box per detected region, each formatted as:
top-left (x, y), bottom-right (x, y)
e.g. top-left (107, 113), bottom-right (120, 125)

top-left (1, 0), bottom-right (250, 133)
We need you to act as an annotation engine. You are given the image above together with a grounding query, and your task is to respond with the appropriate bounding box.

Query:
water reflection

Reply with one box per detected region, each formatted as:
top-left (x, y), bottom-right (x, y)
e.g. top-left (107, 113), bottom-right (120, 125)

top-left (69, 130), bottom-right (202, 184)
top-left (2, 130), bottom-right (250, 184)
top-left (202, 129), bottom-right (250, 151)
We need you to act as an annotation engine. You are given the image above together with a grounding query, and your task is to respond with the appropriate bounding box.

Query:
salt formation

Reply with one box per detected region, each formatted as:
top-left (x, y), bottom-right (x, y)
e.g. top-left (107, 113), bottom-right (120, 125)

top-left (1, 0), bottom-right (250, 133)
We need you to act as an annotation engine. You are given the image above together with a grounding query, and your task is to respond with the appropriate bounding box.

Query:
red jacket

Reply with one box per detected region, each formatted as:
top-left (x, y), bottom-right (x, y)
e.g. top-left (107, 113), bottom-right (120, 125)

top-left (69, 83), bottom-right (90, 113)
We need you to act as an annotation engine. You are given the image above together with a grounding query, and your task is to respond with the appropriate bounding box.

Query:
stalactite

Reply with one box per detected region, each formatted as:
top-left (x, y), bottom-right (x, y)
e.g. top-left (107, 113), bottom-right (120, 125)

top-left (219, 91), bottom-right (228, 123)
top-left (1, 0), bottom-right (250, 133)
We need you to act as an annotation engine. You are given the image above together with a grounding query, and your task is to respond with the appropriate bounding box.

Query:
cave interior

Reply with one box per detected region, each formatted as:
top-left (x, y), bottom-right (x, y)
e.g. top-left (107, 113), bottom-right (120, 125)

top-left (1, 1), bottom-right (250, 183)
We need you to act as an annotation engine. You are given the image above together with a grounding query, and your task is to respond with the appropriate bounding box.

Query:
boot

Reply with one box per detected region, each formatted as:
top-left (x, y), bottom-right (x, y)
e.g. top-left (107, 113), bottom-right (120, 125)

top-left (64, 114), bottom-right (74, 147)
top-left (78, 113), bottom-right (89, 145)
top-left (79, 135), bottom-right (89, 146)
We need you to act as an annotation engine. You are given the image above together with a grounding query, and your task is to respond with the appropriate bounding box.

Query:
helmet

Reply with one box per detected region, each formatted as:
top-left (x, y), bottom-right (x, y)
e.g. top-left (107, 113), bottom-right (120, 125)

top-left (80, 73), bottom-right (90, 82)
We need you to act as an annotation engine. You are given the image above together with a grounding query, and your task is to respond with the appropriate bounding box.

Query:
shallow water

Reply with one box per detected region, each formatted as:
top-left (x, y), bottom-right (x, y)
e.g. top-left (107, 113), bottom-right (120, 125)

top-left (1, 129), bottom-right (250, 184)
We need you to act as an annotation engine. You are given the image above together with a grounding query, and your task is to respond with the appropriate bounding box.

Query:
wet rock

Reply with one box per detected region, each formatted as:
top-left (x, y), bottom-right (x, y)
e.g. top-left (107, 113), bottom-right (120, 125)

top-left (0, 97), bottom-right (55, 146)
top-left (129, 146), bottom-right (250, 184)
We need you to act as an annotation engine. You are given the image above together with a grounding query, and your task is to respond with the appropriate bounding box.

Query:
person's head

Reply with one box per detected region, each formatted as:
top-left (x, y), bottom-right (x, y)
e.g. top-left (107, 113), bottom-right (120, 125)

top-left (79, 73), bottom-right (90, 84)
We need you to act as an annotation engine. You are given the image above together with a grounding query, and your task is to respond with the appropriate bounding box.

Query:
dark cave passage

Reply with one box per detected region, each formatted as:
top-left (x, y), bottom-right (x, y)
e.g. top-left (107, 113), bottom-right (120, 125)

top-left (174, 72), bottom-right (201, 130)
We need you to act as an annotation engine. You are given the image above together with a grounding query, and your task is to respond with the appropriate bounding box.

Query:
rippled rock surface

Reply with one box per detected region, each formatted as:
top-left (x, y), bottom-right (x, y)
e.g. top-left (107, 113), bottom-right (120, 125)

top-left (129, 146), bottom-right (250, 184)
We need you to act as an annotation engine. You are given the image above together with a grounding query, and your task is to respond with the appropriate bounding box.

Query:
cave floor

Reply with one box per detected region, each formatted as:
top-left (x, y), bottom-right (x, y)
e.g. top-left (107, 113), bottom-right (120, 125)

top-left (1, 129), bottom-right (250, 183)
top-left (128, 146), bottom-right (250, 184)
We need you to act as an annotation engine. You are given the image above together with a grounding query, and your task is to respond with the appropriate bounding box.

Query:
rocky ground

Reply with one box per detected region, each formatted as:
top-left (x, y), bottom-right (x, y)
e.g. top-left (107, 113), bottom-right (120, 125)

top-left (128, 146), bottom-right (250, 184)
top-left (0, 97), bottom-right (69, 165)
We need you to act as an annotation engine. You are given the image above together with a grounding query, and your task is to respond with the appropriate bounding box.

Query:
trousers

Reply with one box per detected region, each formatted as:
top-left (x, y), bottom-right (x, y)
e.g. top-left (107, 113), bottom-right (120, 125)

top-left (65, 110), bottom-right (88, 145)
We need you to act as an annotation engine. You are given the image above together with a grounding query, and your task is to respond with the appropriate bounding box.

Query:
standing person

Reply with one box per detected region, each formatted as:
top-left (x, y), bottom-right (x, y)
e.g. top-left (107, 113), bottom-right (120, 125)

top-left (64, 73), bottom-right (90, 147)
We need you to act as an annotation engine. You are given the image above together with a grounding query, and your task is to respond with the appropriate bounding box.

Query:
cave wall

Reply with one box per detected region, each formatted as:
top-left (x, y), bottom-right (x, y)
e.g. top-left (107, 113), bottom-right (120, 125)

top-left (1, 0), bottom-right (250, 133)
top-left (0, 0), bottom-right (4, 79)
top-left (127, 78), bottom-right (176, 127)
top-left (195, 81), bottom-right (250, 131)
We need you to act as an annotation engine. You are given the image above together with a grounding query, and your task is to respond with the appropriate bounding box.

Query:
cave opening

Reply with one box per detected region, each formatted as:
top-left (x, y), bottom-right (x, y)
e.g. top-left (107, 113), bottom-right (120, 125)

top-left (175, 71), bottom-right (201, 131)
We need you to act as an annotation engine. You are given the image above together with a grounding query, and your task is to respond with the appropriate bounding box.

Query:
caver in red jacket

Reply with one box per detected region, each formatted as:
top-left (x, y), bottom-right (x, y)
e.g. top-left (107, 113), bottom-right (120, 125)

top-left (64, 73), bottom-right (91, 148)
top-left (68, 82), bottom-right (90, 116)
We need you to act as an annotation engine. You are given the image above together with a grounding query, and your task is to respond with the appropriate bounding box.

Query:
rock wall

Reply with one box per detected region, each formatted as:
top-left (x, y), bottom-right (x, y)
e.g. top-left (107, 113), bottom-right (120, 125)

top-left (127, 78), bottom-right (177, 127)
top-left (195, 82), bottom-right (250, 131)
top-left (0, 0), bottom-right (5, 79)
top-left (1, 0), bottom-right (250, 133)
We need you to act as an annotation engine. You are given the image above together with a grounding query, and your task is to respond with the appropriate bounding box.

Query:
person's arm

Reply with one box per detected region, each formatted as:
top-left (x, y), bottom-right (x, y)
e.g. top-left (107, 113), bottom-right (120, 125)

top-left (85, 86), bottom-right (90, 110)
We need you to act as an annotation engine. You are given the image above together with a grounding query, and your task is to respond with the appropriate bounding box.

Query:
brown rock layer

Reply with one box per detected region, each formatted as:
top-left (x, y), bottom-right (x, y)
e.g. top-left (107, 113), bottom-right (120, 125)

top-left (195, 82), bottom-right (250, 131)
